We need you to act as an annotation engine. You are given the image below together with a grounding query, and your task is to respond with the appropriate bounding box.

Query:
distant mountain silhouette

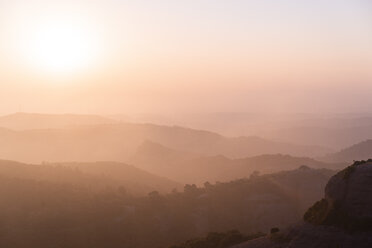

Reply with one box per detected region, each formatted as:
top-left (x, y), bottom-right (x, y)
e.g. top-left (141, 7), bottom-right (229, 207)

top-left (0, 112), bottom-right (116, 130)
top-left (132, 141), bottom-right (345, 184)
top-left (131, 140), bottom-right (200, 166)
top-left (322, 139), bottom-right (372, 162)
top-left (270, 124), bottom-right (372, 150)
top-left (111, 112), bottom-right (372, 150)
top-left (0, 159), bottom-right (180, 195)
top-left (0, 122), bottom-right (330, 164)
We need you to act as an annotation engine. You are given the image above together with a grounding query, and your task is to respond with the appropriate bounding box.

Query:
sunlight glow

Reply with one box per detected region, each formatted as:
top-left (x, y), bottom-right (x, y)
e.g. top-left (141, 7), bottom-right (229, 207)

top-left (18, 18), bottom-right (102, 75)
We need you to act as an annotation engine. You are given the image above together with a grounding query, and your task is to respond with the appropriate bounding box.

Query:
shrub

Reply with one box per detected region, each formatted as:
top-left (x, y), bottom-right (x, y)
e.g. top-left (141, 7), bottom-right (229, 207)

top-left (303, 198), bottom-right (329, 224)
top-left (270, 227), bottom-right (279, 234)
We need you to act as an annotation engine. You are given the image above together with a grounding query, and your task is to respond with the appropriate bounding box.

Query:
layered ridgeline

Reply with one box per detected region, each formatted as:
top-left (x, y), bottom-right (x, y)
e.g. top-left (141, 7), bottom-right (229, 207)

top-left (0, 113), bottom-right (330, 164)
top-left (110, 113), bottom-right (372, 150)
top-left (322, 140), bottom-right (372, 163)
top-left (233, 160), bottom-right (372, 248)
top-left (0, 160), bottom-right (180, 195)
top-left (0, 164), bottom-right (335, 248)
top-left (0, 112), bottom-right (116, 130)
top-left (131, 140), bottom-right (345, 184)
top-left (269, 123), bottom-right (372, 150)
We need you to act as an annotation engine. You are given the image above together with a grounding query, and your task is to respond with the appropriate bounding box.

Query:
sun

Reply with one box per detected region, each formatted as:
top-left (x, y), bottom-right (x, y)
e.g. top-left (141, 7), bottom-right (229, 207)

top-left (18, 18), bottom-right (102, 75)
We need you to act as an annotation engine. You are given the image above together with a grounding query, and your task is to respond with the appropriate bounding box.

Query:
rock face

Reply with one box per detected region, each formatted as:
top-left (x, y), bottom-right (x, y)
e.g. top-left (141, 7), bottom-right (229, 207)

top-left (233, 224), bottom-right (372, 248)
top-left (304, 160), bottom-right (372, 230)
top-left (325, 161), bottom-right (372, 220)
top-left (233, 160), bottom-right (372, 248)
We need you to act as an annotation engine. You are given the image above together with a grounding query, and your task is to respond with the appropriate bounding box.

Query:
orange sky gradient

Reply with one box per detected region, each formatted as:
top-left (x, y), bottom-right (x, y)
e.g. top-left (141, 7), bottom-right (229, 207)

top-left (0, 0), bottom-right (371, 114)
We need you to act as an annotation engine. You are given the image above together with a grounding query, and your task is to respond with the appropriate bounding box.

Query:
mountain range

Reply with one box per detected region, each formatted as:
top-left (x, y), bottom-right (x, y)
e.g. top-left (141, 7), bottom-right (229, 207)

top-left (0, 113), bottom-right (330, 164)
top-left (0, 159), bottom-right (180, 195)
top-left (131, 140), bottom-right (346, 184)
top-left (321, 139), bottom-right (372, 163)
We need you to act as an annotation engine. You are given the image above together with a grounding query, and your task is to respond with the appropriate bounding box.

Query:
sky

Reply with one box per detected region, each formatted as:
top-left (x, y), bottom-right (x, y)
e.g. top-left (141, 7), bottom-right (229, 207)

top-left (0, 0), bottom-right (371, 115)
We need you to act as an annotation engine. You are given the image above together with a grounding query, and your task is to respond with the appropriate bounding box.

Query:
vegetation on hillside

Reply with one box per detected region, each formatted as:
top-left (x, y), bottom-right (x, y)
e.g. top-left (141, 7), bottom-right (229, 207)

top-left (0, 160), bottom-right (334, 248)
top-left (304, 160), bottom-right (372, 232)
top-left (168, 230), bottom-right (264, 248)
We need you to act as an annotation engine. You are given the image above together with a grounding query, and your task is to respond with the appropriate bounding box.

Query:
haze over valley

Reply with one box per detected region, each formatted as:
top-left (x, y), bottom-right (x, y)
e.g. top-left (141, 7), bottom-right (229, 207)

top-left (0, 0), bottom-right (372, 247)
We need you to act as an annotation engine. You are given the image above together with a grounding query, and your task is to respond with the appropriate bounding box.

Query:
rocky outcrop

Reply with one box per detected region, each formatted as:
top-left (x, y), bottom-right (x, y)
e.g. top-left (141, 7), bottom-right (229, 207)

top-left (325, 161), bottom-right (372, 220)
top-left (304, 160), bottom-right (372, 230)
top-left (233, 224), bottom-right (372, 248)
top-left (232, 160), bottom-right (372, 248)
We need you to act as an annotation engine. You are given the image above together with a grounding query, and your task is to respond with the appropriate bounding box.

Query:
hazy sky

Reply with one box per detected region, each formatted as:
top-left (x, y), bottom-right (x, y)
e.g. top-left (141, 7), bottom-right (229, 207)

top-left (0, 0), bottom-right (371, 115)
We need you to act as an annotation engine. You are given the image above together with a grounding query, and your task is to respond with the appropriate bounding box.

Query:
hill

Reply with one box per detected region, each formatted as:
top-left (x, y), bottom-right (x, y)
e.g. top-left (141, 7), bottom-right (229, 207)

top-left (113, 112), bottom-right (372, 150)
top-left (0, 112), bottom-right (115, 130)
top-left (0, 159), bottom-right (180, 195)
top-left (0, 165), bottom-right (336, 248)
top-left (132, 141), bottom-right (345, 184)
top-left (233, 160), bottom-right (372, 248)
top-left (269, 123), bottom-right (372, 150)
top-left (0, 122), bottom-right (329, 164)
top-left (321, 139), bottom-right (372, 163)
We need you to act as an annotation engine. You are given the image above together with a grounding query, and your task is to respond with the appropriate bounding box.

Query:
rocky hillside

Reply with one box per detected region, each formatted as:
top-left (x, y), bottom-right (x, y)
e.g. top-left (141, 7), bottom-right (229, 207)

top-left (233, 160), bottom-right (372, 248)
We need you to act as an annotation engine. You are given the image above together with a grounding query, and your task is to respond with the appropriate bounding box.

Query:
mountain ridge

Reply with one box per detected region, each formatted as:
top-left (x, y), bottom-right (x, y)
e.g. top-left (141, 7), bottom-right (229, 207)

top-left (132, 140), bottom-right (345, 184)
top-left (0, 120), bottom-right (330, 164)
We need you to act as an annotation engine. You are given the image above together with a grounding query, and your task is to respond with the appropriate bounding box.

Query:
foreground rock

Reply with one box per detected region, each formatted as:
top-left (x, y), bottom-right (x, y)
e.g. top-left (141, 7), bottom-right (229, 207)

top-left (233, 160), bottom-right (372, 248)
